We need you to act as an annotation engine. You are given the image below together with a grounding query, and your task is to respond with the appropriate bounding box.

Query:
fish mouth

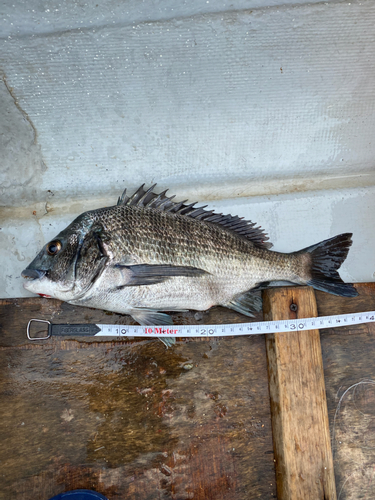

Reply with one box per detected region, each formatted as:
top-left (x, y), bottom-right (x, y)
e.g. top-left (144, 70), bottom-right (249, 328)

top-left (21, 268), bottom-right (46, 280)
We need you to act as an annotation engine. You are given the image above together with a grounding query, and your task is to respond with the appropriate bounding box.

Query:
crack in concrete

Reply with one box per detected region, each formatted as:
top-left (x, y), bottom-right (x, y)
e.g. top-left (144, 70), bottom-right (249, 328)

top-left (1, 72), bottom-right (38, 146)
top-left (1, 70), bottom-right (47, 171)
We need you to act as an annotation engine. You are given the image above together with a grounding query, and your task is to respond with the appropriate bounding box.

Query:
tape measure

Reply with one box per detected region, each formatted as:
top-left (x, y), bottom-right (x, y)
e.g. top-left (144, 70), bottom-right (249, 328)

top-left (27, 311), bottom-right (375, 340)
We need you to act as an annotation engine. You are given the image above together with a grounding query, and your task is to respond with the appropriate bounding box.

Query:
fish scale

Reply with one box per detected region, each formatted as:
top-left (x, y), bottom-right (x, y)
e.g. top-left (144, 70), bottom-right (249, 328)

top-left (100, 206), bottom-right (243, 270)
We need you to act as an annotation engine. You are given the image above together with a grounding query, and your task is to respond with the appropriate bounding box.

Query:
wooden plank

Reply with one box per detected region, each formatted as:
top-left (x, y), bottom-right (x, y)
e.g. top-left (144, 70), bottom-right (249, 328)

top-left (0, 299), bottom-right (276, 500)
top-left (2, 285), bottom-right (374, 499)
top-left (263, 286), bottom-right (337, 500)
top-left (316, 283), bottom-right (375, 500)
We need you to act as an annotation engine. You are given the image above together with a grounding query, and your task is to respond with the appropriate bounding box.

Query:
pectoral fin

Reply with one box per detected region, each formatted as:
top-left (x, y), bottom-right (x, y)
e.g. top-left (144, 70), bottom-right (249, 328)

top-left (131, 308), bottom-right (176, 348)
top-left (115, 263), bottom-right (209, 288)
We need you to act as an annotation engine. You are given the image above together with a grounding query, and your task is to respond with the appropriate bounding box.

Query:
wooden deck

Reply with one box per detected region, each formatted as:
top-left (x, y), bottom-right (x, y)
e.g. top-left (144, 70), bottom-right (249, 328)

top-left (0, 283), bottom-right (374, 499)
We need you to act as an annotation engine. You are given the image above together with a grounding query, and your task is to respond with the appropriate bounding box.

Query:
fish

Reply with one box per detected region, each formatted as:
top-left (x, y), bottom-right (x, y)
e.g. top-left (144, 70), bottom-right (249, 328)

top-left (22, 184), bottom-right (358, 346)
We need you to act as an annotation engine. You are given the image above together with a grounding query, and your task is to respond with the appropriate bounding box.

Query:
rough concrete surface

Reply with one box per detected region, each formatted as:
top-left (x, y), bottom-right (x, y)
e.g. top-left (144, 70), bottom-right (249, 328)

top-left (0, 0), bottom-right (374, 297)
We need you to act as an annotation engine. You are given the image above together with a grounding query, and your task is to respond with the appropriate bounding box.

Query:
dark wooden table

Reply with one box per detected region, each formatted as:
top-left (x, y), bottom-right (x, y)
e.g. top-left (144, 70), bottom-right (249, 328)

top-left (0, 283), bottom-right (374, 499)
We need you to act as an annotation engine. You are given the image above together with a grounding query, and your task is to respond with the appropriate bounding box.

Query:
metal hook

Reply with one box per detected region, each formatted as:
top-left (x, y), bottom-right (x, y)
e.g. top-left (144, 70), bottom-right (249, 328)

top-left (27, 319), bottom-right (51, 340)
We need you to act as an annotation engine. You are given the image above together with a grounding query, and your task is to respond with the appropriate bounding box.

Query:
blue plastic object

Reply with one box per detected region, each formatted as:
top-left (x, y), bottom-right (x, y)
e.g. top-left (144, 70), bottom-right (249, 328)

top-left (49, 490), bottom-right (108, 500)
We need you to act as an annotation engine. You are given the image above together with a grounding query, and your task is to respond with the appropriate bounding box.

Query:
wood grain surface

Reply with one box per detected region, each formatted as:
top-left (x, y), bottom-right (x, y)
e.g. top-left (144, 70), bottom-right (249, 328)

top-left (263, 286), bottom-right (336, 500)
top-left (1, 284), bottom-right (374, 500)
top-left (0, 299), bottom-right (276, 500)
top-left (317, 283), bottom-right (375, 500)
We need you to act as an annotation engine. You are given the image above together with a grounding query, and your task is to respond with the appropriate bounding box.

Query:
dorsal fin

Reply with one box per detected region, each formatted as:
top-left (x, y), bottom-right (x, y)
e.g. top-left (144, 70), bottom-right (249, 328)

top-left (117, 184), bottom-right (272, 249)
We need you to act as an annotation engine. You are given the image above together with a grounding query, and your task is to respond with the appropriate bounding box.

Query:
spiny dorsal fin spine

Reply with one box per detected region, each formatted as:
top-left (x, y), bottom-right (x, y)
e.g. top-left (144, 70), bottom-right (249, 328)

top-left (195, 210), bottom-right (214, 220)
top-left (117, 188), bottom-right (127, 206)
top-left (138, 183), bottom-right (157, 206)
top-left (170, 200), bottom-right (189, 213)
top-left (127, 183), bottom-right (145, 205)
top-left (117, 184), bottom-right (272, 249)
top-left (158, 195), bottom-right (176, 209)
top-left (188, 206), bottom-right (208, 218)
top-left (151, 190), bottom-right (169, 208)
top-left (177, 202), bottom-right (197, 215)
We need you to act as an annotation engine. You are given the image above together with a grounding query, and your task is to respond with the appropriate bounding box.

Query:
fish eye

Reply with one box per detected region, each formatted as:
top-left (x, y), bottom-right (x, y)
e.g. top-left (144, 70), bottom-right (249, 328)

top-left (46, 240), bottom-right (62, 256)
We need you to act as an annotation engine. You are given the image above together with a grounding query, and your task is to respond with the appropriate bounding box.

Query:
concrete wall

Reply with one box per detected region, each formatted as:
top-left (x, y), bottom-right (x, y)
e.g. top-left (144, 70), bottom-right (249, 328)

top-left (1, 0), bottom-right (374, 298)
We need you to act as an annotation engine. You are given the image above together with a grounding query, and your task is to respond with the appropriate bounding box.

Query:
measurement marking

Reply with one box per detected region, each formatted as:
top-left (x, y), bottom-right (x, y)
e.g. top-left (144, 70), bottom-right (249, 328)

top-left (27, 311), bottom-right (375, 341)
top-left (92, 312), bottom-right (375, 337)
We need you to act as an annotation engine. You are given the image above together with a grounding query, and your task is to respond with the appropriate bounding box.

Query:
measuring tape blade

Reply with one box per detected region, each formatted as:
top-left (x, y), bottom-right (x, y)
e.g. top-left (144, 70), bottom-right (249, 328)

top-left (27, 311), bottom-right (375, 340)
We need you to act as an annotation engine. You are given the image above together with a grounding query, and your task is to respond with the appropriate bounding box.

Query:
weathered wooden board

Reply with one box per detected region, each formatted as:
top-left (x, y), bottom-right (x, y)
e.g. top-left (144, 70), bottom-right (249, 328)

top-left (1, 284), bottom-right (374, 500)
top-left (0, 299), bottom-right (276, 500)
top-left (263, 286), bottom-right (336, 500)
top-left (317, 283), bottom-right (375, 500)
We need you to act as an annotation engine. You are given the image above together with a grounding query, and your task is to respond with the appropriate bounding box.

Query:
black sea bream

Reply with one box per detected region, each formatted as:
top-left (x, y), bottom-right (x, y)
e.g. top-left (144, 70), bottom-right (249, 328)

top-left (22, 184), bottom-right (357, 346)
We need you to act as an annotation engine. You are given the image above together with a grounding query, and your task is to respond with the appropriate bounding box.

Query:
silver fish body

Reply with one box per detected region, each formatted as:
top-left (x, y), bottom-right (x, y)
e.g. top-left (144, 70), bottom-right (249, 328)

top-left (22, 184), bottom-right (357, 345)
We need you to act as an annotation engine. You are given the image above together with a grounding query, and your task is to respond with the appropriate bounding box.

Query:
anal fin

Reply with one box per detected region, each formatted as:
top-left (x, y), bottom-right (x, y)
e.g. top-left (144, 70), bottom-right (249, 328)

top-left (131, 308), bottom-right (176, 348)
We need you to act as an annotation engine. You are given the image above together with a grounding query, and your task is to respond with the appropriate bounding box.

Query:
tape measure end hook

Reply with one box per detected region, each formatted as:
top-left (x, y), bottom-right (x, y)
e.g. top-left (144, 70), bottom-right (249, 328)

top-left (27, 318), bottom-right (52, 341)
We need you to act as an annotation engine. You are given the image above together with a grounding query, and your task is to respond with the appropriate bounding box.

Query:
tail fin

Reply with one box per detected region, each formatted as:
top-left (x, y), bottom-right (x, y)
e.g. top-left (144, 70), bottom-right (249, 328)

top-left (299, 233), bottom-right (358, 297)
